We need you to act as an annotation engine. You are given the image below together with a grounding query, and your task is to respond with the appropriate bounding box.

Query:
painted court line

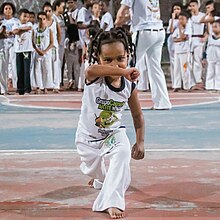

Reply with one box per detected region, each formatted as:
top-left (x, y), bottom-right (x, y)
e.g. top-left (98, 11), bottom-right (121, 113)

top-left (1, 148), bottom-right (220, 156)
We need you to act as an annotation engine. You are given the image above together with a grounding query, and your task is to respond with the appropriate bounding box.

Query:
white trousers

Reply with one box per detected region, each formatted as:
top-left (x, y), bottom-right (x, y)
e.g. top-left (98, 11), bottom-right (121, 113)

top-left (191, 45), bottom-right (204, 84)
top-left (65, 48), bottom-right (80, 88)
top-left (31, 53), bottom-right (53, 89)
top-left (173, 53), bottom-right (190, 90)
top-left (8, 45), bottom-right (17, 88)
top-left (52, 47), bottom-right (61, 89)
top-left (167, 35), bottom-right (175, 88)
top-left (136, 30), bottom-right (172, 109)
top-left (206, 60), bottom-right (220, 90)
top-left (76, 128), bottom-right (131, 212)
top-left (0, 51), bottom-right (8, 94)
top-left (136, 54), bottom-right (150, 91)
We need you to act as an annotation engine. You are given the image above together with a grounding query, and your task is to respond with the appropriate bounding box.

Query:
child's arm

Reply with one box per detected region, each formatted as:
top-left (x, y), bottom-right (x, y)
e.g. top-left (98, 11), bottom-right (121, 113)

top-left (12, 26), bottom-right (32, 35)
top-left (56, 22), bottom-right (62, 45)
top-left (128, 89), bottom-right (145, 160)
top-left (42, 29), bottom-right (54, 54)
top-left (86, 65), bottom-right (140, 82)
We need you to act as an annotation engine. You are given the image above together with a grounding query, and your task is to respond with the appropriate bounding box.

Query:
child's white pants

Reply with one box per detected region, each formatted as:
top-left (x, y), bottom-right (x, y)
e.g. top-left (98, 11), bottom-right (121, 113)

top-left (191, 45), bottom-right (204, 84)
top-left (173, 53), bottom-right (190, 90)
top-left (0, 51), bottom-right (8, 94)
top-left (206, 60), bottom-right (220, 90)
top-left (76, 128), bottom-right (131, 212)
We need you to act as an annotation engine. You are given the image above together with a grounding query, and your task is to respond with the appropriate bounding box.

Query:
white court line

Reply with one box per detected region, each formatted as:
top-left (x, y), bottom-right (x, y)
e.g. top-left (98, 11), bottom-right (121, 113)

top-left (0, 148), bottom-right (220, 156)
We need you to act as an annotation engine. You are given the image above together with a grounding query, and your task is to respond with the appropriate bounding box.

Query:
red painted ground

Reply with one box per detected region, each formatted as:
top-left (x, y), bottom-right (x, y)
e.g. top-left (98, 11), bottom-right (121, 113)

top-left (0, 152), bottom-right (220, 219)
top-left (2, 91), bottom-right (220, 110)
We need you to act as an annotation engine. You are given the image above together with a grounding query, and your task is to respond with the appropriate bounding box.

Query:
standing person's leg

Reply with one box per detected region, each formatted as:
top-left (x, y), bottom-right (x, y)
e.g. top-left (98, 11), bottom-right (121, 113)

top-left (180, 53), bottom-right (190, 90)
top-left (59, 45), bottom-right (65, 86)
top-left (0, 51), bottom-right (8, 95)
top-left (8, 45), bottom-right (17, 89)
top-left (214, 61), bottom-right (220, 91)
top-left (192, 45), bottom-right (204, 84)
top-left (93, 129), bottom-right (131, 213)
top-left (173, 54), bottom-right (182, 91)
top-left (23, 52), bottom-right (32, 94)
top-left (167, 36), bottom-right (175, 88)
top-left (205, 61), bottom-right (215, 90)
top-left (66, 49), bottom-right (74, 86)
top-left (136, 54), bottom-right (149, 91)
top-left (16, 53), bottom-right (25, 95)
top-left (145, 31), bottom-right (171, 109)
top-left (52, 47), bottom-right (61, 91)
top-left (73, 51), bottom-right (81, 91)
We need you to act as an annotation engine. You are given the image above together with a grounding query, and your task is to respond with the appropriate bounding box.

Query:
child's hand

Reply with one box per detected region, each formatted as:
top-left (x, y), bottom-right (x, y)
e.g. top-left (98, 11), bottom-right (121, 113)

top-left (37, 50), bottom-right (45, 56)
top-left (131, 142), bottom-right (145, 160)
top-left (125, 68), bottom-right (140, 82)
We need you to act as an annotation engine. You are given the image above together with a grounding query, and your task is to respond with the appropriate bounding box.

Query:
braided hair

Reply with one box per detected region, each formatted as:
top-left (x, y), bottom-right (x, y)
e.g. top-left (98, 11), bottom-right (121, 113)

top-left (89, 27), bottom-right (136, 67)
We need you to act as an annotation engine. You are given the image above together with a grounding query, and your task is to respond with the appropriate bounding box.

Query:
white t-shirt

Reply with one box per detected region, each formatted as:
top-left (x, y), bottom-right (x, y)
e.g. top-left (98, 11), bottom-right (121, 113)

top-left (1, 17), bottom-right (19, 47)
top-left (173, 26), bottom-right (191, 54)
top-left (100, 12), bottom-right (114, 31)
top-left (167, 19), bottom-right (179, 34)
top-left (121, 0), bottom-right (163, 32)
top-left (207, 34), bottom-right (220, 62)
top-left (48, 20), bottom-right (59, 48)
top-left (53, 14), bottom-right (66, 46)
top-left (77, 6), bottom-right (93, 46)
top-left (76, 77), bottom-right (135, 140)
top-left (190, 12), bottom-right (205, 35)
top-left (13, 22), bottom-right (33, 53)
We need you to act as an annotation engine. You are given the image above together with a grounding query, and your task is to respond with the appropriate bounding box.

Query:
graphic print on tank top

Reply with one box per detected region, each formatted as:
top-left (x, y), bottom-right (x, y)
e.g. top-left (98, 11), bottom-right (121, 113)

top-left (94, 97), bottom-right (125, 130)
top-left (147, 0), bottom-right (160, 20)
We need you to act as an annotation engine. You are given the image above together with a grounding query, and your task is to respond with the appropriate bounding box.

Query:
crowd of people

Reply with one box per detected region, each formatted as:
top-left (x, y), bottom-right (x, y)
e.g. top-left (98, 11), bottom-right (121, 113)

top-left (0, 0), bottom-right (220, 97)
top-left (167, 0), bottom-right (220, 93)
top-left (0, 0), bottom-right (114, 95)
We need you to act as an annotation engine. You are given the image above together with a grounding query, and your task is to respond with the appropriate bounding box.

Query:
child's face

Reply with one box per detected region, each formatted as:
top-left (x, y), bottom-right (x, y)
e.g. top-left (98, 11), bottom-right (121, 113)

top-left (29, 14), bottom-right (35, 24)
top-left (20, 13), bottom-right (30, 24)
top-left (56, 2), bottom-right (65, 14)
top-left (3, 5), bottom-right (13, 18)
top-left (92, 3), bottom-right (100, 15)
top-left (173, 5), bottom-right (181, 16)
top-left (206, 3), bottom-right (214, 14)
top-left (44, 6), bottom-right (53, 19)
top-left (38, 15), bottom-right (47, 27)
top-left (212, 22), bottom-right (220, 35)
top-left (189, 2), bottom-right (199, 13)
top-left (179, 15), bottom-right (188, 26)
top-left (102, 2), bottom-right (108, 13)
top-left (99, 42), bottom-right (128, 69)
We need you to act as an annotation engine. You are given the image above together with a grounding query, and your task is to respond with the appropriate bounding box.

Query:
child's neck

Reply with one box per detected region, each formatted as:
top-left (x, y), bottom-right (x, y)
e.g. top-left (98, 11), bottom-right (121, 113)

top-left (214, 32), bottom-right (220, 38)
top-left (106, 76), bottom-right (122, 88)
top-left (39, 25), bottom-right (46, 31)
top-left (192, 10), bottom-right (199, 16)
top-left (5, 15), bottom-right (13, 20)
top-left (20, 21), bottom-right (27, 24)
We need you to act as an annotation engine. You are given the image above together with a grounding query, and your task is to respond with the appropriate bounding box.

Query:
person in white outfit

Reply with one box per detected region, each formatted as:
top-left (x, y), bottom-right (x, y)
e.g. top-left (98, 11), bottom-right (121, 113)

top-left (100, 0), bottom-right (114, 31)
top-left (167, 3), bottom-right (182, 89)
top-left (173, 12), bottom-right (191, 92)
top-left (76, 28), bottom-right (145, 219)
top-left (0, 2), bottom-right (19, 89)
top-left (32, 12), bottom-right (54, 94)
top-left (205, 19), bottom-right (220, 92)
top-left (116, 0), bottom-right (172, 110)
top-left (0, 24), bottom-right (8, 95)
top-left (189, 0), bottom-right (205, 89)
top-left (43, 2), bottom-right (62, 93)
top-left (12, 9), bottom-right (33, 95)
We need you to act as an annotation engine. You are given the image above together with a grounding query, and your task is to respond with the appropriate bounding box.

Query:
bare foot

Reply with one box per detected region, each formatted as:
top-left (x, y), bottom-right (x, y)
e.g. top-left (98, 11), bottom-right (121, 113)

top-left (88, 178), bottom-right (94, 188)
top-left (107, 208), bottom-right (125, 219)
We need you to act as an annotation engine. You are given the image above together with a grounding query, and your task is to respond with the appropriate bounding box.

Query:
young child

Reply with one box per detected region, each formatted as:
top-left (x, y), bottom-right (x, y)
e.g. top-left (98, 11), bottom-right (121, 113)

top-left (43, 2), bottom-right (61, 93)
top-left (205, 19), bottom-right (220, 92)
top-left (167, 3), bottom-right (182, 89)
top-left (173, 12), bottom-right (191, 92)
top-left (12, 9), bottom-right (33, 95)
top-left (75, 28), bottom-right (145, 219)
top-left (0, 23), bottom-right (7, 95)
top-left (100, 0), bottom-right (114, 31)
top-left (32, 12), bottom-right (54, 94)
top-left (0, 2), bottom-right (19, 90)
top-left (189, 0), bottom-right (205, 90)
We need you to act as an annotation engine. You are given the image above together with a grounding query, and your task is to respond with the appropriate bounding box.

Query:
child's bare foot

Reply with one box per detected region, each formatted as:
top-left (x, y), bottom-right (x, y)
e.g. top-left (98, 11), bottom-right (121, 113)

top-left (88, 178), bottom-right (94, 188)
top-left (107, 208), bottom-right (125, 219)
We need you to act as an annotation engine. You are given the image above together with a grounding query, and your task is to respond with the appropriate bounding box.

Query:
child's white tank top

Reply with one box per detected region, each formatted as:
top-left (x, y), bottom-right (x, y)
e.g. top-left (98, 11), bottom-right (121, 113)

top-left (207, 35), bottom-right (220, 61)
top-left (33, 27), bottom-right (51, 51)
top-left (77, 77), bottom-right (135, 140)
